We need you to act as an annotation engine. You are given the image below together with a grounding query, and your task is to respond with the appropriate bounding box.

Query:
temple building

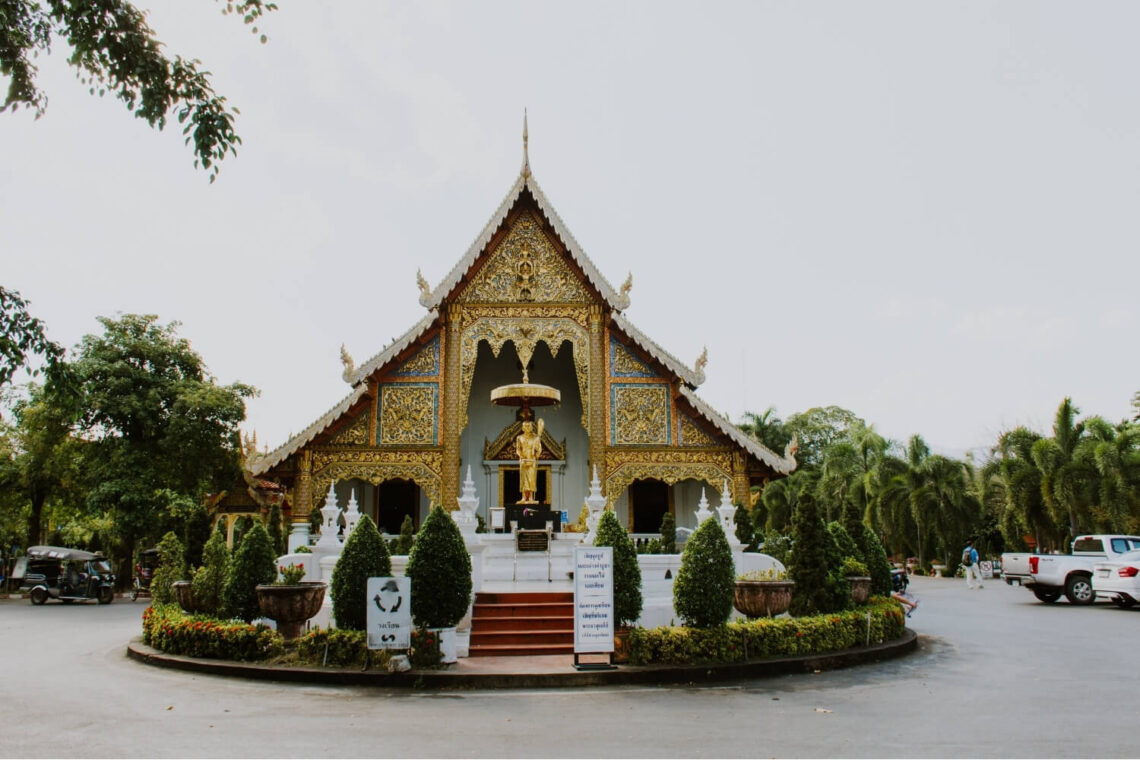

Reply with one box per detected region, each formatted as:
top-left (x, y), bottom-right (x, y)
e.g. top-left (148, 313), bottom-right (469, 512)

top-left (245, 125), bottom-right (796, 538)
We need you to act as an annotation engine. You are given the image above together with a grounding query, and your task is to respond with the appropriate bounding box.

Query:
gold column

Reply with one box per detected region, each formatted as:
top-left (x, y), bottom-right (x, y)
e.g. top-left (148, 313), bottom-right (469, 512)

top-left (588, 305), bottom-right (606, 483)
top-left (732, 450), bottom-right (749, 509)
top-left (441, 304), bottom-right (462, 508)
top-left (293, 449), bottom-right (313, 522)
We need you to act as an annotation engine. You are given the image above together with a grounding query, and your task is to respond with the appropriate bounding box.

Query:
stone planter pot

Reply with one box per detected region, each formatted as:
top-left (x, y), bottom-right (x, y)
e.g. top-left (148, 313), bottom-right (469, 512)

top-left (931, 564), bottom-right (947, 578)
top-left (172, 580), bottom-right (204, 614)
top-left (428, 626), bottom-right (458, 664)
top-left (733, 580), bottom-right (795, 618)
top-left (847, 576), bottom-right (872, 605)
top-left (255, 582), bottom-right (327, 640)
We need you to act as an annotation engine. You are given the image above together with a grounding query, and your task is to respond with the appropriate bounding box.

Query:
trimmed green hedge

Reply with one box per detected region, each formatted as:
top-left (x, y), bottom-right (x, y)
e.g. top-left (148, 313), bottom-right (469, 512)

top-left (629, 597), bottom-right (906, 666)
top-left (298, 627), bottom-right (442, 669)
top-left (142, 604), bottom-right (283, 661)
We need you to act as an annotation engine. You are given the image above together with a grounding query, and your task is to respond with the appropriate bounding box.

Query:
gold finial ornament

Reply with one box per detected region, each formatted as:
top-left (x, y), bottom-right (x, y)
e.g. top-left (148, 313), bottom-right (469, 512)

top-left (620, 272), bottom-right (633, 296)
top-left (522, 109), bottom-right (531, 178)
top-left (416, 268), bottom-right (431, 299)
top-left (695, 346), bottom-right (708, 374)
top-left (340, 343), bottom-right (356, 383)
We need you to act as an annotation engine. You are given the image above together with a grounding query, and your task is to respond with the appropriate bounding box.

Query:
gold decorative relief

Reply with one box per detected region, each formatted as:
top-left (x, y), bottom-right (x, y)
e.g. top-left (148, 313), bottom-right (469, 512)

top-left (459, 212), bottom-right (593, 304)
top-left (378, 384), bottom-right (438, 445)
top-left (459, 316), bottom-right (590, 430)
top-left (311, 449), bottom-right (442, 473)
top-left (459, 304), bottom-right (591, 330)
top-left (611, 384), bottom-right (670, 445)
top-left (327, 411), bottom-right (370, 447)
top-left (610, 340), bottom-right (656, 378)
top-left (603, 459), bottom-right (733, 509)
top-left (392, 336), bottom-right (440, 377)
top-left (605, 448), bottom-right (733, 475)
top-left (308, 449), bottom-right (443, 512)
top-left (679, 415), bottom-right (717, 447)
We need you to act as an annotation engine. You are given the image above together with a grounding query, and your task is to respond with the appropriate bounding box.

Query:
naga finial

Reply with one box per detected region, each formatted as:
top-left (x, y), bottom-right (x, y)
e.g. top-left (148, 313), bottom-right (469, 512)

top-left (340, 343), bottom-right (356, 383)
top-left (784, 434), bottom-right (800, 460)
top-left (620, 272), bottom-right (633, 296)
top-left (695, 346), bottom-right (708, 374)
top-left (416, 268), bottom-right (430, 299)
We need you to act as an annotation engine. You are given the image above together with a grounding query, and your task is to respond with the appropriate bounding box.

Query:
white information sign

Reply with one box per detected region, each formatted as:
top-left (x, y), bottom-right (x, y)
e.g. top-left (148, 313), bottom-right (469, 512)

top-left (366, 576), bottom-right (412, 650)
top-left (574, 546), bottom-right (614, 654)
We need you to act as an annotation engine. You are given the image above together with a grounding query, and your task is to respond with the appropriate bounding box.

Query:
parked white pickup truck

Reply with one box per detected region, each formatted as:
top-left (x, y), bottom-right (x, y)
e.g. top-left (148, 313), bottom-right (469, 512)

top-left (1002, 535), bottom-right (1140, 604)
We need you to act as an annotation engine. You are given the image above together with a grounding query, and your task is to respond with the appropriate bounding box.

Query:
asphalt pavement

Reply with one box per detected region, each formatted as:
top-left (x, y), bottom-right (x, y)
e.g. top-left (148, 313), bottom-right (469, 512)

top-left (1, 576), bottom-right (1135, 758)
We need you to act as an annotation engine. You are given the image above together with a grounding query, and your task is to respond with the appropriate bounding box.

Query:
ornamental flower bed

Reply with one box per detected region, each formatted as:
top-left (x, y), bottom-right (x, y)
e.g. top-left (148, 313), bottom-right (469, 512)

top-left (142, 605), bottom-right (283, 661)
top-left (629, 597), bottom-right (906, 666)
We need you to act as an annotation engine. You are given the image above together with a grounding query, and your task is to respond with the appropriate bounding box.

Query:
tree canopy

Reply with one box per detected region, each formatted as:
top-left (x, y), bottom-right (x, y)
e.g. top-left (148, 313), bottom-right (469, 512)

top-left (1, 0), bottom-right (275, 181)
top-left (0, 286), bottom-right (64, 389)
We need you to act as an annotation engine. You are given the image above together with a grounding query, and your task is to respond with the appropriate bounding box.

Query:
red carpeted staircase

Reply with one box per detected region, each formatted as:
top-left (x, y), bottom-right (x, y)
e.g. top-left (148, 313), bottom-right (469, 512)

top-left (469, 591), bottom-right (574, 657)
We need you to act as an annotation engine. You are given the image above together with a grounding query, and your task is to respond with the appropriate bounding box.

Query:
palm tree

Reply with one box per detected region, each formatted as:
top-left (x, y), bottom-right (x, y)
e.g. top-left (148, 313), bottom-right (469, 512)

top-left (1083, 420), bottom-right (1140, 533)
top-left (991, 427), bottom-right (1060, 551)
top-left (1032, 398), bottom-right (1099, 538)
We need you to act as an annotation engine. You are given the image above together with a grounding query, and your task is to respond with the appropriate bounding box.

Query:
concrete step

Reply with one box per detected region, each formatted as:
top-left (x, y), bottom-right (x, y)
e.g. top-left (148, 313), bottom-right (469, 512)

top-left (469, 615), bottom-right (575, 632)
top-left (469, 630), bottom-right (573, 647)
top-left (475, 591), bottom-right (574, 605)
top-left (468, 642), bottom-right (575, 657)
top-left (472, 603), bottom-right (573, 618)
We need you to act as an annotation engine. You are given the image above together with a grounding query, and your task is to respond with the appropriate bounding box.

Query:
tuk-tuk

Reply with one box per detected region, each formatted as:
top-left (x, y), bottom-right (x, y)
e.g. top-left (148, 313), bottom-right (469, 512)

top-left (21, 545), bottom-right (115, 605)
top-left (131, 547), bottom-right (159, 601)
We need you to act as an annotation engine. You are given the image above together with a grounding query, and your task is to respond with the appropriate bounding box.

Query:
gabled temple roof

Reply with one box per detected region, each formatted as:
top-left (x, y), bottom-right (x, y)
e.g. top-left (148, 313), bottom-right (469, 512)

top-left (611, 312), bottom-right (705, 388)
top-left (251, 384), bottom-right (369, 474)
top-left (419, 162), bottom-right (631, 313)
top-left (678, 386), bottom-right (798, 475)
top-left (345, 309), bottom-right (439, 386)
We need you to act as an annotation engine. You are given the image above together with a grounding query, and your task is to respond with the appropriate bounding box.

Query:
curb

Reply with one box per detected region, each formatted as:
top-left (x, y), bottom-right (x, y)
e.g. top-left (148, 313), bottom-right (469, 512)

top-left (126, 628), bottom-right (918, 689)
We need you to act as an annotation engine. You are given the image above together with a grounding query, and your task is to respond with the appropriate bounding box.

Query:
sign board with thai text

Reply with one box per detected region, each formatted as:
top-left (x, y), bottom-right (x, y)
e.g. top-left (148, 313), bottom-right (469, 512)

top-left (366, 576), bottom-right (411, 650)
top-left (574, 546), bottom-right (614, 654)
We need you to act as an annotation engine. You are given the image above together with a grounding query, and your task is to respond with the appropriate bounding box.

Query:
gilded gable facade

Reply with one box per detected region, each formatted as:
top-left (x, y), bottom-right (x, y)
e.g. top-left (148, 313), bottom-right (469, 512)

top-left (248, 149), bottom-right (795, 535)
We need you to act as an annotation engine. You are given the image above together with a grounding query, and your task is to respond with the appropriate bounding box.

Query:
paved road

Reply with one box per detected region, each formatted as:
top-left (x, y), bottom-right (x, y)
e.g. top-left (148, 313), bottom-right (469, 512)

top-left (1, 577), bottom-right (1135, 758)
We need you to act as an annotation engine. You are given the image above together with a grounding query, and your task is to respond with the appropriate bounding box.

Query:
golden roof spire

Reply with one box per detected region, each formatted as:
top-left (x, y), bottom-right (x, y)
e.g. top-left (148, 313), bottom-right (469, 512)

top-left (522, 109), bottom-right (531, 178)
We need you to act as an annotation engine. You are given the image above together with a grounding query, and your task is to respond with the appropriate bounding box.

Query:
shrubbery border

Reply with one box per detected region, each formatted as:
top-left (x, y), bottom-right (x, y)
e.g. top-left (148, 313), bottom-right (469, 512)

top-left (630, 597), bottom-right (906, 666)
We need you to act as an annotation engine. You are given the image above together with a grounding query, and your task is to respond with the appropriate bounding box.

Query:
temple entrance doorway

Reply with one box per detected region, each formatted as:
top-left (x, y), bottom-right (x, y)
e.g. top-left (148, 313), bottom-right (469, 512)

top-left (630, 479), bottom-right (671, 533)
top-left (377, 479), bottom-right (419, 534)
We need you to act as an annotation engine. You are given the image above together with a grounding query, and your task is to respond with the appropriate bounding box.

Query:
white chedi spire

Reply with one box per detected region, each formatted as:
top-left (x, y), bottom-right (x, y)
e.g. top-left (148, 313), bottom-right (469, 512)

top-left (454, 465), bottom-right (479, 536)
top-left (718, 478), bottom-right (741, 548)
top-left (583, 465), bottom-right (607, 544)
top-left (344, 488), bottom-right (361, 537)
top-left (316, 482), bottom-right (342, 550)
top-left (695, 487), bottom-right (714, 524)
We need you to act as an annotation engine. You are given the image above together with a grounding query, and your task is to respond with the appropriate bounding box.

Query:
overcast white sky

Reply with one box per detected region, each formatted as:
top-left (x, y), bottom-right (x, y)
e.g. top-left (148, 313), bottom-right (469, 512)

top-left (4, 1), bottom-right (1138, 458)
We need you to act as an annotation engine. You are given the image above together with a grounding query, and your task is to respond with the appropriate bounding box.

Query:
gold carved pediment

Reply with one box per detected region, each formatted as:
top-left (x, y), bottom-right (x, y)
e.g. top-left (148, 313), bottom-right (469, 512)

top-left (327, 410), bottom-right (370, 447)
top-left (458, 212), bottom-right (593, 305)
top-left (484, 420), bottom-right (566, 461)
top-left (678, 413), bottom-right (719, 447)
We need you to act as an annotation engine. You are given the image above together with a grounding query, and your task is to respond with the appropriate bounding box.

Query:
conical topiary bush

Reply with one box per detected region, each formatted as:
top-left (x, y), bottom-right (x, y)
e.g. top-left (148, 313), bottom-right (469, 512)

top-left (673, 515), bottom-right (735, 628)
top-left (221, 523), bottom-right (277, 622)
top-left (191, 530), bottom-right (230, 616)
top-left (407, 505), bottom-right (472, 629)
top-left (593, 509), bottom-right (643, 627)
top-left (788, 493), bottom-right (849, 616)
top-left (330, 514), bottom-right (391, 631)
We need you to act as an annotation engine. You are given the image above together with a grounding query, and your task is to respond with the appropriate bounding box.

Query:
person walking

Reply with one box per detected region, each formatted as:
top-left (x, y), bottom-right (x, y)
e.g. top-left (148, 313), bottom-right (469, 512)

top-left (962, 539), bottom-right (983, 589)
